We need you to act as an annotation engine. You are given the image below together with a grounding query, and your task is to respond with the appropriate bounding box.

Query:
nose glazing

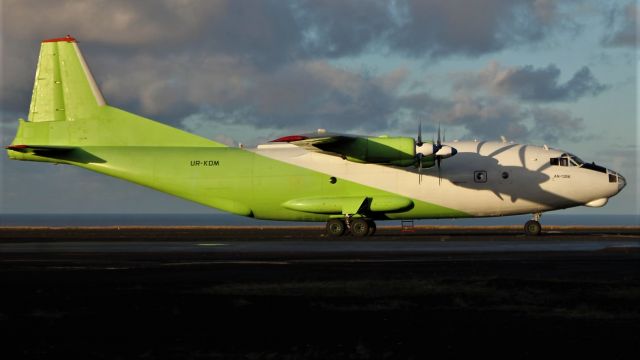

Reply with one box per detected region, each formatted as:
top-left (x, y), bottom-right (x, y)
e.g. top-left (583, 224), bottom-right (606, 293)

top-left (618, 174), bottom-right (626, 191)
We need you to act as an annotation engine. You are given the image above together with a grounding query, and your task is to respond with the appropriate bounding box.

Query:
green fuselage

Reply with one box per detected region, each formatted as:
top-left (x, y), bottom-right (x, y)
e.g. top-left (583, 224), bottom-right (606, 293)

top-left (9, 145), bottom-right (464, 221)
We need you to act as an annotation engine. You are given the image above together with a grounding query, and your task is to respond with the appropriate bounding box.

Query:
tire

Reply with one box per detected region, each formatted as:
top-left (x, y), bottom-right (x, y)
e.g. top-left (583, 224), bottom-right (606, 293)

top-left (367, 220), bottom-right (377, 236)
top-left (351, 218), bottom-right (370, 237)
top-left (326, 219), bottom-right (346, 237)
top-left (524, 220), bottom-right (542, 236)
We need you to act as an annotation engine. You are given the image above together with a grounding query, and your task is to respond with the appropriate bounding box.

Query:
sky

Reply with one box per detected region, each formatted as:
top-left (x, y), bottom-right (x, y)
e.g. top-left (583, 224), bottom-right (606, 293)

top-left (0, 0), bottom-right (638, 215)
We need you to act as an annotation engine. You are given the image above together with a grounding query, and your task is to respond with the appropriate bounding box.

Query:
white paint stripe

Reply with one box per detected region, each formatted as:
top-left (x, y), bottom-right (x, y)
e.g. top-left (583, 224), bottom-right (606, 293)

top-left (252, 141), bottom-right (595, 217)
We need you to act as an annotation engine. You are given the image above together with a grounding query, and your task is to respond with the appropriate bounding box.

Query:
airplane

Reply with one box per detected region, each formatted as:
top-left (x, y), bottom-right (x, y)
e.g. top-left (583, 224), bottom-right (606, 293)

top-left (5, 36), bottom-right (627, 236)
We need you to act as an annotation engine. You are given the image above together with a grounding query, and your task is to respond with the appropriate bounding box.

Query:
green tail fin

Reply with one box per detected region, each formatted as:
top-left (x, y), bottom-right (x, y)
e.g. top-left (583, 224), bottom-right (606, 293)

top-left (10, 35), bottom-right (224, 148)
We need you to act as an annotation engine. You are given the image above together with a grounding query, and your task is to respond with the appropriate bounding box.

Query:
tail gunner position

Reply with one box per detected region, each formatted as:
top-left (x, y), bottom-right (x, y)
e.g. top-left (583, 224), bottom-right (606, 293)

top-left (6, 36), bottom-right (626, 236)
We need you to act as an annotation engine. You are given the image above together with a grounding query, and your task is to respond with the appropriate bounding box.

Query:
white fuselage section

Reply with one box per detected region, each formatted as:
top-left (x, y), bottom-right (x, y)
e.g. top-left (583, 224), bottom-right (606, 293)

top-left (255, 141), bottom-right (625, 217)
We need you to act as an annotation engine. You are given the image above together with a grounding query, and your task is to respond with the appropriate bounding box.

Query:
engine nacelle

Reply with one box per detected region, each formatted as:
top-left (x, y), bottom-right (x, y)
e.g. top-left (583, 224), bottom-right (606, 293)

top-left (435, 145), bottom-right (457, 159)
top-left (416, 144), bottom-right (458, 163)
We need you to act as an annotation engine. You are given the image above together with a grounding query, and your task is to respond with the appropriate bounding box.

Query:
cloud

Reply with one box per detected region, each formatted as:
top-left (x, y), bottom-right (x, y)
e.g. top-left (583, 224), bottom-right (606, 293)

top-left (0, 0), bottom-right (615, 146)
top-left (452, 62), bottom-right (607, 102)
top-left (434, 94), bottom-right (531, 141)
top-left (0, 0), bottom-right (595, 119)
top-left (294, 0), bottom-right (393, 58)
top-left (95, 52), bottom-right (407, 131)
top-left (388, 0), bottom-right (554, 57)
top-left (603, 2), bottom-right (639, 47)
top-left (409, 61), bottom-right (602, 143)
top-left (529, 107), bottom-right (585, 144)
top-left (416, 94), bottom-right (588, 144)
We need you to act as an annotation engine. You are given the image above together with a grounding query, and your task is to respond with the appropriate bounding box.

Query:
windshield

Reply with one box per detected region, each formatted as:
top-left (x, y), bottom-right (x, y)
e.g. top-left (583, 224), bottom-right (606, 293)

top-left (567, 153), bottom-right (584, 166)
top-left (550, 153), bottom-right (585, 167)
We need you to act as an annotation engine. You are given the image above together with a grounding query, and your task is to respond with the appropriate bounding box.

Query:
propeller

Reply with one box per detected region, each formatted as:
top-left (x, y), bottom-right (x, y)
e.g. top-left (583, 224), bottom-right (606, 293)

top-left (415, 122), bottom-right (457, 185)
top-left (415, 122), bottom-right (423, 183)
top-left (436, 124), bottom-right (442, 185)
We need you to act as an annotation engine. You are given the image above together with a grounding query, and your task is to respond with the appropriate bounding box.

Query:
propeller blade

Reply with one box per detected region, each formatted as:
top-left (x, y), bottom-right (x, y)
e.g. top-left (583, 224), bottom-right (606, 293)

top-left (437, 156), bottom-right (441, 185)
top-left (417, 153), bottom-right (423, 184)
top-left (432, 122), bottom-right (442, 155)
top-left (417, 122), bottom-right (423, 147)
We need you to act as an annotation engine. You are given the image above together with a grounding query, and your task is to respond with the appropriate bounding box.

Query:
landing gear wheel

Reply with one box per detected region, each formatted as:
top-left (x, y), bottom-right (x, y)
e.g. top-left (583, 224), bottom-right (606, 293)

top-left (351, 218), bottom-right (370, 237)
top-left (367, 220), bottom-right (377, 236)
top-left (524, 220), bottom-right (542, 236)
top-left (326, 219), bottom-right (346, 237)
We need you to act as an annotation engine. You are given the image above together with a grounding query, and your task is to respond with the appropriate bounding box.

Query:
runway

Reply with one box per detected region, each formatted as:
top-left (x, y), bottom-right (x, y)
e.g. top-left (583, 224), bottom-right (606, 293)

top-left (1, 226), bottom-right (638, 258)
top-left (1, 226), bottom-right (639, 359)
top-left (1, 237), bottom-right (639, 255)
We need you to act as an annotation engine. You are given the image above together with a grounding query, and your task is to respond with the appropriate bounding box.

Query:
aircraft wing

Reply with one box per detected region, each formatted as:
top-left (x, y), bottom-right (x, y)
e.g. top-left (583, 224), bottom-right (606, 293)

top-left (270, 131), bottom-right (418, 166)
top-left (270, 132), bottom-right (358, 157)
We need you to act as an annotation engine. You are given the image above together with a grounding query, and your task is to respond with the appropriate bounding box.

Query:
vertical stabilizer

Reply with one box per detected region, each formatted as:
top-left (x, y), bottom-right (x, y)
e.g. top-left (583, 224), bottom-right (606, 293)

top-left (29, 35), bottom-right (105, 123)
top-left (9, 35), bottom-right (224, 149)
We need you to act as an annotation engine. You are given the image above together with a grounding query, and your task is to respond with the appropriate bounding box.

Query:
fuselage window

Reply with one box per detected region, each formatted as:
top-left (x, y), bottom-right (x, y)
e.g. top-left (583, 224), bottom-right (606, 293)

top-left (474, 170), bottom-right (487, 183)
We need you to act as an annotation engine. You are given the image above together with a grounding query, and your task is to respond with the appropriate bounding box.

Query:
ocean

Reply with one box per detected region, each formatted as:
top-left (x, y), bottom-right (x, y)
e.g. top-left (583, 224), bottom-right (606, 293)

top-left (0, 213), bottom-right (638, 227)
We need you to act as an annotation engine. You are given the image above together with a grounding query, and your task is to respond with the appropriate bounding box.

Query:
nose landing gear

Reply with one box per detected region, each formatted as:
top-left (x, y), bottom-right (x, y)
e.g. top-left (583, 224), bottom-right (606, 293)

top-left (325, 217), bottom-right (377, 237)
top-left (524, 213), bottom-right (542, 236)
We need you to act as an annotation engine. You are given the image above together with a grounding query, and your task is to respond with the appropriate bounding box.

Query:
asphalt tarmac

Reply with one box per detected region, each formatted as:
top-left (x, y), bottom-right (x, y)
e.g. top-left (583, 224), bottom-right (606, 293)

top-left (1, 226), bottom-right (639, 359)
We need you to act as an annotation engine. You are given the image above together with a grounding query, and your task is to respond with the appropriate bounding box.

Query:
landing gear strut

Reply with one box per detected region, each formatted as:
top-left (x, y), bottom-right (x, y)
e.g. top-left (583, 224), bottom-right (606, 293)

top-left (524, 213), bottom-right (542, 236)
top-left (325, 217), bottom-right (376, 237)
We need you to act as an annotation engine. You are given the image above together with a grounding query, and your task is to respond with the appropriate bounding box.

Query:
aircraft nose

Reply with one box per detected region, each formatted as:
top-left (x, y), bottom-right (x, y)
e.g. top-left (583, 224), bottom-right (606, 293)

top-left (618, 174), bottom-right (626, 191)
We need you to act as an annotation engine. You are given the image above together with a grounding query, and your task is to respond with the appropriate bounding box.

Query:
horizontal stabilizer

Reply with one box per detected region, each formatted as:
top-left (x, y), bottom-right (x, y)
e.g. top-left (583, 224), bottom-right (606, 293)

top-left (6, 144), bottom-right (105, 164)
top-left (6, 144), bottom-right (75, 153)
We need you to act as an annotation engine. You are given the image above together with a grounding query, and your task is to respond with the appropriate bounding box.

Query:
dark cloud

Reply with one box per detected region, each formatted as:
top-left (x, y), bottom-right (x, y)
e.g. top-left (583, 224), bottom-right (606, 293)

top-left (494, 65), bottom-right (607, 102)
top-left (529, 107), bottom-right (585, 144)
top-left (412, 95), bottom-right (588, 145)
top-left (95, 53), bottom-right (405, 131)
top-left (0, 0), bottom-right (613, 144)
top-left (0, 0), bottom-right (585, 119)
top-left (438, 95), bottom-right (531, 141)
top-left (603, 2), bottom-right (639, 48)
top-left (294, 0), bottom-right (393, 58)
top-left (388, 0), bottom-right (551, 57)
top-left (452, 62), bottom-right (607, 103)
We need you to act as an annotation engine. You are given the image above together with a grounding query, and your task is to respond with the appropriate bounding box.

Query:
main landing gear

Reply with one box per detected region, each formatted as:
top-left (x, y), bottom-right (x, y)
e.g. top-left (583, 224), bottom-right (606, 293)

top-left (326, 217), bottom-right (376, 237)
top-left (524, 213), bottom-right (542, 236)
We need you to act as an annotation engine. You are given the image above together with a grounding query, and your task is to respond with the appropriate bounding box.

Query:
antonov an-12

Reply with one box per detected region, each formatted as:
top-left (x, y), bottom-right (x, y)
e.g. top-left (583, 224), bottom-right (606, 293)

top-left (6, 36), bottom-right (626, 236)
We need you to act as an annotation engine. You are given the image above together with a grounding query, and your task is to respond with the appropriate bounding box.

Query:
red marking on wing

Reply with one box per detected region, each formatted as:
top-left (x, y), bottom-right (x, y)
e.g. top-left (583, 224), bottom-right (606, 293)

top-left (271, 135), bottom-right (309, 142)
top-left (5, 145), bottom-right (29, 150)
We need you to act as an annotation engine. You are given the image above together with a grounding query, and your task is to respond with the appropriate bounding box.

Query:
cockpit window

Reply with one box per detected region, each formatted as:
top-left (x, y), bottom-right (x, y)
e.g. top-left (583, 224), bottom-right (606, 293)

top-left (550, 153), bottom-right (584, 167)
top-left (568, 154), bottom-right (584, 166)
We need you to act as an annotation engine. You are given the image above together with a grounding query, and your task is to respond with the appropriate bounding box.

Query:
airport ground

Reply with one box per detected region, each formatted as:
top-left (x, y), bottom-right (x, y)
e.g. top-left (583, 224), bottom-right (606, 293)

top-left (1, 226), bottom-right (639, 359)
